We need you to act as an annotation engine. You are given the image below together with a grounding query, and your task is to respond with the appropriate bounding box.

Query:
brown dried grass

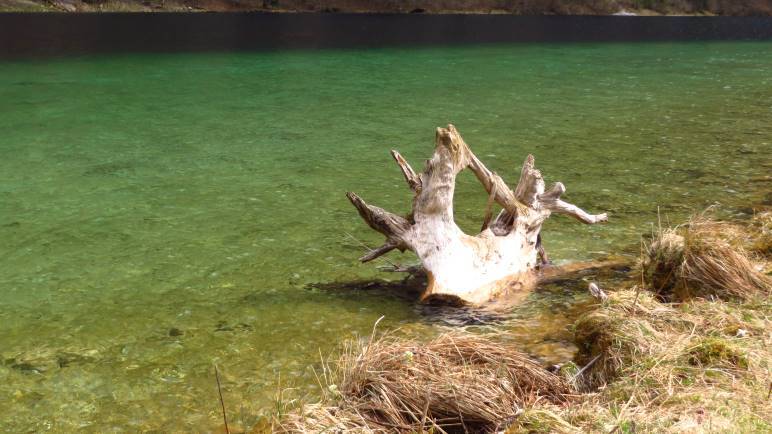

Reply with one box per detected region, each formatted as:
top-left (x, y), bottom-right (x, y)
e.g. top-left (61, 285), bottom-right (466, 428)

top-left (643, 212), bottom-right (771, 301)
top-left (524, 210), bottom-right (772, 432)
top-left (518, 289), bottom-right (771, 433)
top-left (278, 331), bottom-right (570, 433)
top-left (748, 210), bottom-right (772, 257)
top-left (572, 290), bottom-right (691, 390)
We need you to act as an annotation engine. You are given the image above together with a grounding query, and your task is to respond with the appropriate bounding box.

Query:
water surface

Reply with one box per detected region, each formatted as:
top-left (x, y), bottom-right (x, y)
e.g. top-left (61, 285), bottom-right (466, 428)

top-left (1, 42), bottom-right (770, 431)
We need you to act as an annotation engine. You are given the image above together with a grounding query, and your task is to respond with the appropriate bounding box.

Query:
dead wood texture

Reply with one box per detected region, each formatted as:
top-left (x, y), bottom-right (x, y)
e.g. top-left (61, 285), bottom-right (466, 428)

top-left (348, 125), bottom-right (607, 304)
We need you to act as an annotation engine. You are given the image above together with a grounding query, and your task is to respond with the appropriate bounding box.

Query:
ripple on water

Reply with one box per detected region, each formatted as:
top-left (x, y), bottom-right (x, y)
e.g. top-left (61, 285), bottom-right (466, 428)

top-left (1, 41), bottom-right (771, 431)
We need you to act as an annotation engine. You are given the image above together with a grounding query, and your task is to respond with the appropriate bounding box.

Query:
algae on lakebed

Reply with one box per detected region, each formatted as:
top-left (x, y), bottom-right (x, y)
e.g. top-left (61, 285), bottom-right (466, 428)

top-left (1, 42), bottom-right (771, 431)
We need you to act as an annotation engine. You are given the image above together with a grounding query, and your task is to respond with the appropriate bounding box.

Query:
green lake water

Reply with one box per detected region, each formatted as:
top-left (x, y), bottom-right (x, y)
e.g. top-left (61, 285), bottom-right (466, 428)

top-left (1, 42), bottom-right (770, 431)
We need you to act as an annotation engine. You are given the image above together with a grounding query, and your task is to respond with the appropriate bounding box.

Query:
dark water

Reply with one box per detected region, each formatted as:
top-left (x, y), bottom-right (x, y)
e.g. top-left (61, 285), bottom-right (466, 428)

top-left (2, 14), bottom-right (772, 59)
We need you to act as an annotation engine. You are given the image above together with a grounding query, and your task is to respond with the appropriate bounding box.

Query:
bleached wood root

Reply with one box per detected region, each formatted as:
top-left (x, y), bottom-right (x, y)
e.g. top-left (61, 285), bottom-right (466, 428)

top-left (347, 125), bottom-right (607, 304)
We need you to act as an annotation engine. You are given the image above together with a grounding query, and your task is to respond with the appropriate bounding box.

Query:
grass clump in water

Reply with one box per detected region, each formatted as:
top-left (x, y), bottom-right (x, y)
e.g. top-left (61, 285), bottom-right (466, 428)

top-left (642, 211), bottom-right (771, 301)
top-left (277, 331), bottom-right (569, 433)
top-left (748, 210), bottom-right (772, 256)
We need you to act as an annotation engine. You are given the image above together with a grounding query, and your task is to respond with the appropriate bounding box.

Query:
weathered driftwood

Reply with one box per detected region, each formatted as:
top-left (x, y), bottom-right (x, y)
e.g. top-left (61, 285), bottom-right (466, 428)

top-left (348, 125), bottom-right (607, 304)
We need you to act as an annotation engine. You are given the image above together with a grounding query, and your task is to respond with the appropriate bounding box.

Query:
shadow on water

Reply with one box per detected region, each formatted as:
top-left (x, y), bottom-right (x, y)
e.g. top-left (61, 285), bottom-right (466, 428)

top-left (307, 259), bottom-right (634, 329)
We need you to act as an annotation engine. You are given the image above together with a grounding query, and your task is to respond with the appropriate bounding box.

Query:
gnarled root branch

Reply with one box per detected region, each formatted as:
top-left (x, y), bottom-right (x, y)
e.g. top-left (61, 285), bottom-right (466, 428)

top-left (347, 125), bottom-right (607, 304)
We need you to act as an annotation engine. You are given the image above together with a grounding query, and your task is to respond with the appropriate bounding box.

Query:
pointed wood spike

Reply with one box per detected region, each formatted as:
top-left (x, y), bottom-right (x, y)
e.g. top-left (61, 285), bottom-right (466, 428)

top-left (390, 150), bottom-right (421, 192)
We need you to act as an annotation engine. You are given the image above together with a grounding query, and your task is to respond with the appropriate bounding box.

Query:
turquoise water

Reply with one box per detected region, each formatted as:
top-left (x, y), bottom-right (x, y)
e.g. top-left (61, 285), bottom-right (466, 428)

top-left (1, 42), bottom-right (770, 431)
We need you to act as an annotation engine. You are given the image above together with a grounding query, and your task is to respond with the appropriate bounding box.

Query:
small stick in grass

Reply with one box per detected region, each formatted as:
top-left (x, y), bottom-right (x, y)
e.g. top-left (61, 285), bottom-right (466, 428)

top-left (215, 365), bottom-right (230, 434)
top-left (573, 354), bottom-right (602, 385)
top-left (634, 235), bottom-right (645, 308)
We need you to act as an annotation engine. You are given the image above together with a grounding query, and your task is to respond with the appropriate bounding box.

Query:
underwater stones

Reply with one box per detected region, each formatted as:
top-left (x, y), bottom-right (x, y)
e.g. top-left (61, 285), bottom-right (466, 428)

top-left (152, 364), bottom-right (186, 383)
top-left (214, 321), bottom-right (252, 333)
top-left (82, 161), bottom-right (134, 177)
top-left (55, 351), bottom-right (96, 368)
top-left (8, 359), bottom-right (43, 374)
top-left (4, 352), bottom-right (50, 375)
top-left (12, 389), bottom-right (45, 405)
top-left (3, 348), bottom-right (98, 374)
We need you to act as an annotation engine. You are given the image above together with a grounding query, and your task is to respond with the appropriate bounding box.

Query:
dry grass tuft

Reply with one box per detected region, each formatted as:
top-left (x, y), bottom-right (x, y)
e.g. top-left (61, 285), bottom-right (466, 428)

top-left (643, 213), bottom-right (771, 301)
top-left (515, 288), bottom-right (771, 433)
top-left (748, 210), bottom-right (772, 257)
top-left (572, 290), bottom-right (689, 390)
top-left (547, 212), bottom-right (772, 431)
top-left (278, 331), bottom-right (569, 433)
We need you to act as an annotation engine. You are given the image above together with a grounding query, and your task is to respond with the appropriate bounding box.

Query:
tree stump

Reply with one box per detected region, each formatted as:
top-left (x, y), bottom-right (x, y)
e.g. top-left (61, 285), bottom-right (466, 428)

top-left (348, 125), bottom-right (608, 304)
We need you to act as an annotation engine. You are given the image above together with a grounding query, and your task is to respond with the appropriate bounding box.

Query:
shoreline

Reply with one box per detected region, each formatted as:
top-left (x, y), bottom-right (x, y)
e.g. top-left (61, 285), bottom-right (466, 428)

top-left (3, 14), bottom-right (772, 61)
top-left (277, 207), bottom-right (771, 432)
top-left (1, 0), bottom-right (770, 15)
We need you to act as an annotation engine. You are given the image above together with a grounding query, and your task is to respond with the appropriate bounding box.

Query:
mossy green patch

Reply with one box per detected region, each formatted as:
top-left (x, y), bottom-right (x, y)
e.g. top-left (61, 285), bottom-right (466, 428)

top-left (686, 337), bottom-right (749, 369)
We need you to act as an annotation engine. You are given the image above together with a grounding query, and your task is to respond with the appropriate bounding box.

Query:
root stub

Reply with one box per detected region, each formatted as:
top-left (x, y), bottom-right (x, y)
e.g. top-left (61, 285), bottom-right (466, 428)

top-left (347, 124), bottom-right (608, 304)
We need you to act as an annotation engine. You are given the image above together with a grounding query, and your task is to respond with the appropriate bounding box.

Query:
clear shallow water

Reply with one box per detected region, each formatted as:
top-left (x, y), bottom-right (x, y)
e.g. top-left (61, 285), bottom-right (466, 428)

top-left (1, 42), bottom-right (770, 431)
